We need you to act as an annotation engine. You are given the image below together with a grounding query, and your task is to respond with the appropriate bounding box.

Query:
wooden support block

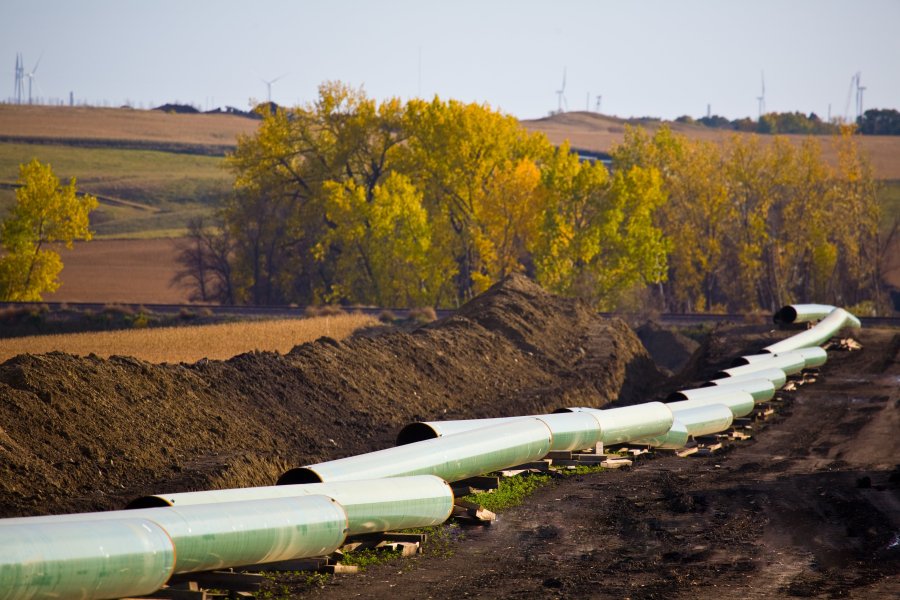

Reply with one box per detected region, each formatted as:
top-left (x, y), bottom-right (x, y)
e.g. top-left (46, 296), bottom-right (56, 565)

top-left (168, 572), bottom-right (263, 593)
top-left (252, 557), bottom-right (330, 572)
top-left (600, 458), bottom-right (632, 469)
top-left (545, 451), bottom-right (573, 461)
top-left (676, 447), bottom-right (699, 457)
top-left (550, 459), bottom-right (581, 467)
top-left (572, 453), bottom-right (607, 464)
top-left (509, 460), bottom-right (550, 471)
top-left (702, 442), bottom-right (723, 451)
top-left (451, 502), bottom-right (496, 523)
top-left (498, 469), bottom-right (528, 477)
top-left (378, 541), bottom-right (420, 557)
top-left (322, 564), bottom-right (359, 575)
top-left (730, 430), bottom-right (752, 441)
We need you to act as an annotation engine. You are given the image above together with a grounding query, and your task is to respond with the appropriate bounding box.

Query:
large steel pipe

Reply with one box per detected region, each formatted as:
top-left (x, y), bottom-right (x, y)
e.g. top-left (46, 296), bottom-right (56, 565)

top-left (0, 497), bottom-right (348, 575)
top-left (554, 402), bottom-right (674, 445)
top-left (669, 378), bottom-right (775, 403)
top-left (396, 412), bottom-right (604, 452)
top-left (703, 367), bottom-right (787, 390)
top-left (0, 519), bottom-right (175, 600)
top-left (772, 303), bottom-right (837, 325)
top-left (733, 346), bottom-right (827, 369)
top-left (126, 475), bottom-right (453, 535)
top-left (633, 404), bottom-right (734, 449)
top-left (277, 418), bottom-right (553, 485)
top-left (764, 307), bottom-right (861, 354)
top-left (715, 352), bottom-right (806, 378)
top-left (666, 390), bottom-right (756, 418)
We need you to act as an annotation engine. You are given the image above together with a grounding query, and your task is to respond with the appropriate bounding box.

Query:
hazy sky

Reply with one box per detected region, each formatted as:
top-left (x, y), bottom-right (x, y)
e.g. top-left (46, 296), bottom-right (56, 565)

top-left (2, 0), bottom-right (897, 121)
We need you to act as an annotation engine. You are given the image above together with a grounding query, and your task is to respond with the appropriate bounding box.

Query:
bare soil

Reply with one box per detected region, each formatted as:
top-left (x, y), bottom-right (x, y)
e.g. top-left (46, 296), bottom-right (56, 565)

top-left (311, 327), bottom-right (900, 599)
top-left (44, 238), bottom-right (188, 304)
top-left (0, 274), bottom-right (663, 518)
top-left (0, 274), bottom-right (897, 598)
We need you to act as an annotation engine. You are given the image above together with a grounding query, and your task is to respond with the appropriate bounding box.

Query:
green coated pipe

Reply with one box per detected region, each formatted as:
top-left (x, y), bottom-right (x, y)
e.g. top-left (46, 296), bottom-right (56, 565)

top-left (277, 418), bottom-right (553, 484)
top-left (0, 496), bottom-right (348, 574)
top-left (773, 303), bottom-right (837, 325)
top-left (667, 390), bottom-right (756, 418)
top-left (0, 518), bottom-right (175, 600)
top-left (396, 412), bottom-right (604, 452)
top-left (704, 367), bottom-right (787, 390)
top-left (669, 378), bottom-right (775, 403)
top-left (764, 307), bottom-right (861, 354)
top-left (670, 403), bottom-right (734, 436)
top-left (554, 402), bottom-right (675, 445)
top-left (632, 418), bottom-right (690, 449)
top-left (633, 403), bottom-right (733, 449)
top-left (734, 346), bottom-right (827, 369)
top-left (716, 352), bottom-right (806, 378)
top-left (126, 475), bottom-right (454, 535)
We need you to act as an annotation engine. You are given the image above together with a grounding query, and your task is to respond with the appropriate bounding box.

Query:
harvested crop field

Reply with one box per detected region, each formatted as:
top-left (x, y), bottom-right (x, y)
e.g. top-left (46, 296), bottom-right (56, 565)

top-left (0, 274), bottom-right (897, 598)
top-left (44, 238), bottom-right (188, 304)
top-left (0, 314), bottom-right (378, 363)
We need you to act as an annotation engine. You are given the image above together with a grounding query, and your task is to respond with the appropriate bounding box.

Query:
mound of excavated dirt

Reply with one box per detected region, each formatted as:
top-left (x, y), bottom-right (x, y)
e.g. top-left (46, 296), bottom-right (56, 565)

top-left (0, 274), bottom-right (665, 518)
top-left (635, 321), bottom-right (700, 375)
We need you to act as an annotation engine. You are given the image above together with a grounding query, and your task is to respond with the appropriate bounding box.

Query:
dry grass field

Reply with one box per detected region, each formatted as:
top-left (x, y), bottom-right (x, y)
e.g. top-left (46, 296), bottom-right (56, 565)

top-left (0, 313), bottom-right (379, 363)
top-left (44, 238), bottom-right (188, 303)
top-left (0, 105), bottom-right (258, 145)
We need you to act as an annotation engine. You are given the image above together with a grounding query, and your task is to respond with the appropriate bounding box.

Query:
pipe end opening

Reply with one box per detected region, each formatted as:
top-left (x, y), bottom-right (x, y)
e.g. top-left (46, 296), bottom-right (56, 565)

top-left (276, 467), bottom-right (324, 485)
top-left (773, 306), bottom-right (798, 325)
top-left (124, 496), bottom-right (171, 509)
top-left (395, 422), bottom-right (441, 446)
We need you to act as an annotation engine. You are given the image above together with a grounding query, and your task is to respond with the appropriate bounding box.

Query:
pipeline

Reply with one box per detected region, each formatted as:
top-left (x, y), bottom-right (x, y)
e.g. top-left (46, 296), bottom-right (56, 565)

top-left (126, 475), bottom-right (454, 536)
top-left (0, 304), bottom-right (860, 600)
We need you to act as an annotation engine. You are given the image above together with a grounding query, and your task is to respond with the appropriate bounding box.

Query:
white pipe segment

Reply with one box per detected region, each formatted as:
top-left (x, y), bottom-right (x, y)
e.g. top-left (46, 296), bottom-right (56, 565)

top-left (704, 367), bottom-right (787, 389)
top-left (717, 352), bottom-right (806, 378)
top-left (395, 412), bottom-right (604, 452)
top-left (557, 402), bottom-right (675, 445)
top-left (669, 378), bottom-right (775, 403)
top-left (735, 346), bottom-right (828, 369)
top-left (764, 307), bottom-right (861, 354)
top-left (772, 303), bottom-right (837, 325)
top-left (670, 403), bottom-right (735, 436)
top-left (667, 390), bottom-right (756, 418)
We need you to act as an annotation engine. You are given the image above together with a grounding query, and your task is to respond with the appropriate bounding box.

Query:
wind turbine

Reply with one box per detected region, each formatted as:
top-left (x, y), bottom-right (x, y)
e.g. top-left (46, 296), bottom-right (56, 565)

top-left (262, 74), bottom-right (286, 103)
top-left (14, 53), bottom-right (25, 104)
top-left (595, 95), bottom-right (602, 113)
top-left (756, 71), bottom-right (766, 120)
top-left (555, 68), bottom-right (568, 114)
top-left (25, 54), bottom-right (42, 105)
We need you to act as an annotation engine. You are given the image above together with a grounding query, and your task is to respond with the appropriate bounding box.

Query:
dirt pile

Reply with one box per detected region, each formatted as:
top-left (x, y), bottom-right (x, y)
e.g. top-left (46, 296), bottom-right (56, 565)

top-left (0, 274), bottom-right (665, 518)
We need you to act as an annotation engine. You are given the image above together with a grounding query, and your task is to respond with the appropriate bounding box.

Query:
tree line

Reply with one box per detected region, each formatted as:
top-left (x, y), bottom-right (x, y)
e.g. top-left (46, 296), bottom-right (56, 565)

top-left (176, 82), bottom-right (890, 313)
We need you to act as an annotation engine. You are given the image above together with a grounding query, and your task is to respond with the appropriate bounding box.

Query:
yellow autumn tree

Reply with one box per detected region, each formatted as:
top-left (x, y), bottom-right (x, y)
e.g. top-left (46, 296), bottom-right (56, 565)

top-left (0, 159), bottom-right (97, 301)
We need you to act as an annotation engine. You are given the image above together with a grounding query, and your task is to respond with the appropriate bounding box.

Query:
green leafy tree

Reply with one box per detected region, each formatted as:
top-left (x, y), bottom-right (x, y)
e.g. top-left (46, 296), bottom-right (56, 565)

top-left (0, 159), bottom-right (98, 301)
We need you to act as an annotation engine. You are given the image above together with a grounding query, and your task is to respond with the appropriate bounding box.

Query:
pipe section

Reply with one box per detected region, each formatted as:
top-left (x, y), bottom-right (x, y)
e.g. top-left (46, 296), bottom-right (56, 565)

top-left (632, 418), bottom-right (690, 449)
top-left (554, 402), bottom-right (674, 445)
top-left (126, 475), bottom-right (454, 535)
top-left (396, 412), bottom-right (604, 452)
top-left (669, 378), bottom-right (775, 403)
top-left (773, 303), bottom-right (837, 325)
top-left (733, 346), bottom-right (827, 369)
top-left (716, 353), bottom-right (806, 378)
top-left (667, 390), bottom-right (756, 418)
top-left (1, 497), bottom-right (348, 575)
top-left (703, 367), bottom-right (787, 390)
top-left (670, 404), bottom-right (735, 436)
top-left (764, 307), bottom-right (861, 354)
top-left (0, 519), bottom-right (175, 600)
top-left (278, 418), bottom-right (553, 484)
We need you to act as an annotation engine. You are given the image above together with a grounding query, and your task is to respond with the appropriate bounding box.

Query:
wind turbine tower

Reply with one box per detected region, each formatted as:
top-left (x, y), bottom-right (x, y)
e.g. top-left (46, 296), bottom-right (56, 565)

top-left (25, 55), bottom-right (42, 105)
top-left (555, 68), bottom-right (568, 114)
top-left (262, 74), bottom-right (286, 104)
top-left (855, 73), bottom-right (866, 121)
top-left (13, 53), bottom-right (24, 104)
top-left (756, 71), bottom-right (766, 120)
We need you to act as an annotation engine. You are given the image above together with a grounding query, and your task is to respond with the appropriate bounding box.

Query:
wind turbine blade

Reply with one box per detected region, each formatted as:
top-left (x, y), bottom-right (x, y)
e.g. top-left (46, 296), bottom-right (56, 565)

top-left (31, 52), bottom-right (43, 75)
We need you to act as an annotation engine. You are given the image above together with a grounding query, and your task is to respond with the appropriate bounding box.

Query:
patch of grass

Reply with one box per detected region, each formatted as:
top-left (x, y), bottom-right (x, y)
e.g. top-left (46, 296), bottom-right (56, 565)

top-left (339, 547), bottom-right (402, 570)
top-left (459, 472), bottom-right (553, 513)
